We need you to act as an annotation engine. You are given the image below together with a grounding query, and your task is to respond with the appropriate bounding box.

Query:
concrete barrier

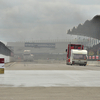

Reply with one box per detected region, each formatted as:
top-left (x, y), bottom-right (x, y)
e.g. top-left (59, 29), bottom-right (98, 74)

top-left (0, 58), bottom-right (4, 74)
top-left (87, 61), bottom-right (100, 65)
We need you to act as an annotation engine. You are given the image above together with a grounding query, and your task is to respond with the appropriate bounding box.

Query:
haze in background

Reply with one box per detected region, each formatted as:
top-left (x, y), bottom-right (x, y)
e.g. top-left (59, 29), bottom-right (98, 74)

top-left (0, 0), bottom-right (100, 43)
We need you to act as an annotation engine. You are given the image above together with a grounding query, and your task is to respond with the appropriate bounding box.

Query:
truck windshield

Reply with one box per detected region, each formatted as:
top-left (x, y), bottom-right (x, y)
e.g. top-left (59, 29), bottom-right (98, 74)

top-left (73, 54), bottom-right (86, 60)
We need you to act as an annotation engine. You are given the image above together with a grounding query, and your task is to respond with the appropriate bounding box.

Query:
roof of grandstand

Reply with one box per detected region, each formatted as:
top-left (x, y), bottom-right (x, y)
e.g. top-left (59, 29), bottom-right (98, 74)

top-left (67, 15), bottom-right (100, 40)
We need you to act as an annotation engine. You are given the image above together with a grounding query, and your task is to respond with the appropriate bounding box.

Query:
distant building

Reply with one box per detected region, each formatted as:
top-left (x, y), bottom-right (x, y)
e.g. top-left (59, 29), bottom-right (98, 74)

top-left (7, 39), bottom-right (93, 60)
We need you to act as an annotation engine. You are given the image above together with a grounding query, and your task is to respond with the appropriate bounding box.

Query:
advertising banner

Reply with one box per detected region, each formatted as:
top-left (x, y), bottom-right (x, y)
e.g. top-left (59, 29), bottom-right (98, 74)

top-left (0, 58), bottom-right (4, 74)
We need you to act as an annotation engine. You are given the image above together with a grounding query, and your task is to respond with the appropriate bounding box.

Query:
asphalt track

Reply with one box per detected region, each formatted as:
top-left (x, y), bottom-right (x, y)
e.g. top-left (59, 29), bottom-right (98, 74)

top-left (0, 62), bottom-right (100, 100)
top-left (0, 70), bottom-right (100, 87)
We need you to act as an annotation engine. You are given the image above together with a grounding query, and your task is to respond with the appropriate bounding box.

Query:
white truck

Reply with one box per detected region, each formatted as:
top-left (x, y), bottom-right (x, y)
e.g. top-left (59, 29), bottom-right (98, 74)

top-left (70, 49), bottom-right (87, 66)
top-left (23, 50), bottom-right (33, 62)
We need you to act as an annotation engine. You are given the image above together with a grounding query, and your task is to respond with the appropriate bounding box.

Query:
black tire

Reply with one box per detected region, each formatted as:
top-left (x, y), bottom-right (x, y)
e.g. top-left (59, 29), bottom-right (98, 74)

top-left (66, 63), bottom-right (69, 65)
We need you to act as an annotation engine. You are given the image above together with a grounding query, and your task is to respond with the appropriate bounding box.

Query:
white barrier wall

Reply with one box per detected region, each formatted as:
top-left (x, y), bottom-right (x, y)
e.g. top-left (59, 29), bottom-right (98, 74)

top-left (87, 61), bottom-right (100, 65)
top-left (0, 54), bottom-right (10, 63)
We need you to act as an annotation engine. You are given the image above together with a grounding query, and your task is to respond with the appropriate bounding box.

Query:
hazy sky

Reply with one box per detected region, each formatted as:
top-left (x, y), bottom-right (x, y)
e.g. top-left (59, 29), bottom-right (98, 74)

top-left (0, 0), bottom-right (100, 42)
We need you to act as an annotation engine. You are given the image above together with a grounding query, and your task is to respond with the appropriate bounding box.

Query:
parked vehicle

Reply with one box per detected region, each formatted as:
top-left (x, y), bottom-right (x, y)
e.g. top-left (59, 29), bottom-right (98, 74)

top-left (23, 50), bottom-right (33, 62)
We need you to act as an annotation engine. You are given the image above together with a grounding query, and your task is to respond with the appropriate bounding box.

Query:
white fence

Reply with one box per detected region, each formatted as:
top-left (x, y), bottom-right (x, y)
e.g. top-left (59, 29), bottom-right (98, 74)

top-left (0, 54), bottom-right (15, 63)
top-left (0, 54), bottom-right (10, 63)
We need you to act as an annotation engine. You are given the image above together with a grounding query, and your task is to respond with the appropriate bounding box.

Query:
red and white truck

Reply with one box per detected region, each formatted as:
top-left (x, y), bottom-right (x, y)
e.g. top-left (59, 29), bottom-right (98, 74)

top-left (66, 44), bottom-right (87, 66)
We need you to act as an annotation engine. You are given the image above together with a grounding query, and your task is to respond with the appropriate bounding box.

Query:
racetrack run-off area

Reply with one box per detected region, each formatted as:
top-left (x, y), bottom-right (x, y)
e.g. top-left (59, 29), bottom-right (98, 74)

top-left (0, 62), bottom-right (100, 100)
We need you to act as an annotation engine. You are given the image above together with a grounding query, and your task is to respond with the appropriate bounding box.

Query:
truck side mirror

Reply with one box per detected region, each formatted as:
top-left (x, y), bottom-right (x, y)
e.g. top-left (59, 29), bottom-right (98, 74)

top-left (66, 49), bottom-right (67, 52)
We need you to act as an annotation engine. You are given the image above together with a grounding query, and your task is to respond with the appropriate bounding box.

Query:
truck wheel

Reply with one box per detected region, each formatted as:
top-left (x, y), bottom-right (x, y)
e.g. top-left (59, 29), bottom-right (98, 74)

top-left (84, 64), bottom-right (86, 66)
top-left (66, 63), bottom-right (69, 65)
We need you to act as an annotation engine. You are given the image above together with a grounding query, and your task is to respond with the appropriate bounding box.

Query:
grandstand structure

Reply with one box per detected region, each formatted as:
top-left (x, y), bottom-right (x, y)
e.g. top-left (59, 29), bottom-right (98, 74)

top-left (67, 15), bottom-right (100, 40)
top-left (66, 15), bottom-right (100, 61)
top-left (0, 41), bottom-right (12, 56)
